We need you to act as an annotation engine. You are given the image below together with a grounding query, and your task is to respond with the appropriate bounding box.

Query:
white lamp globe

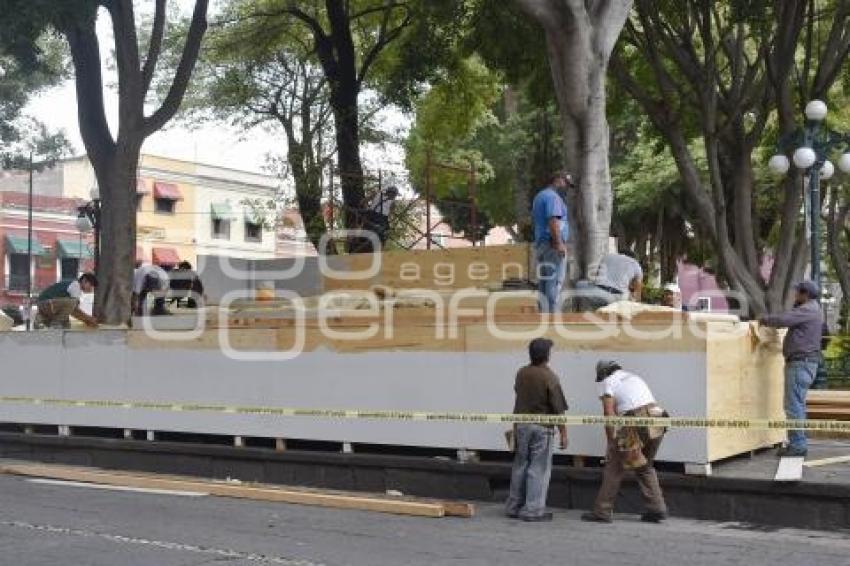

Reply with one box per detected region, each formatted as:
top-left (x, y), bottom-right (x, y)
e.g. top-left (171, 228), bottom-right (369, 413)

top-left (75, 214), bottom-right (93, 233)
top-left (838, 153), bottom-right (850, 173)
top-left (768, 154), bottom-right (790, 175)
top-left (821, 159), bottom-right (835, 180)
top-left (805, 99), bottom-right (828, 121)
top-left (793, 147), bottom-right (817, 169)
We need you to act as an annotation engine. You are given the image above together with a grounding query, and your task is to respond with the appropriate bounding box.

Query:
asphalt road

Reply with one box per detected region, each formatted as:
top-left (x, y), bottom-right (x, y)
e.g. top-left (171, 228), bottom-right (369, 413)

top-left (0, 474), bottom-right (848, 566)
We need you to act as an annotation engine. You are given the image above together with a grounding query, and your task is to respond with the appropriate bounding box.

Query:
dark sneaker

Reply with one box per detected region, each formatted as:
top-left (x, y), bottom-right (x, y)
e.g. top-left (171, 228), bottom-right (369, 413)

top-left (506, 512), bottom-right (520, 519)
top-left (640, 512), bottom-right (667, 523)
top-left (777, 446), bottom-right (807, 458)
top-left (581, 512), bottom-right (613, 523)
top-left (521, 512), bottom-right (553, 522)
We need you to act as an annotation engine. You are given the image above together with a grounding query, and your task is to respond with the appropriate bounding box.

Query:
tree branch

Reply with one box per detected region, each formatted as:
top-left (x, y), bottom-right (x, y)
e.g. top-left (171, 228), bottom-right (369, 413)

top-left (143, 0), bottom-right (209, 136)
top-left (142, 0), bottom-right (167, 93)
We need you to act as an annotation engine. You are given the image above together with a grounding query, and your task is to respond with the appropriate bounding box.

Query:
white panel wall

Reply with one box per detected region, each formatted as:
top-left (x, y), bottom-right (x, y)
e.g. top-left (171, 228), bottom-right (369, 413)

top-left (0, 330), bottom-right (713, 463)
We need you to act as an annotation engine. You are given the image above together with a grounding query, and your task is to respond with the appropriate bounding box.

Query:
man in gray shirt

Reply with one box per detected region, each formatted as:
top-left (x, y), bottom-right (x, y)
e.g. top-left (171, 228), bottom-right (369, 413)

top-left (594, 249), bottom-right (643, 302)
top-left (760, 281), bottom-right (824, 457)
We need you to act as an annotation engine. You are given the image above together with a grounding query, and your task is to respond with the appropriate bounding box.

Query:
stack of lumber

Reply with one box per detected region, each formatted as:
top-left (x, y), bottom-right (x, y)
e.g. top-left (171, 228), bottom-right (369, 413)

top-left (0, 462), bottom-right (474, 519)
top-left (807, 390), bottom-right (850, 421)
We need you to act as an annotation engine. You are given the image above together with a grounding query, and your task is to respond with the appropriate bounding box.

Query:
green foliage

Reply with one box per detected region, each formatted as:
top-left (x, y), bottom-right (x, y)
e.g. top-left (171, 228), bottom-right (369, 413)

top-left (0, 10), bottom-right (70, 168)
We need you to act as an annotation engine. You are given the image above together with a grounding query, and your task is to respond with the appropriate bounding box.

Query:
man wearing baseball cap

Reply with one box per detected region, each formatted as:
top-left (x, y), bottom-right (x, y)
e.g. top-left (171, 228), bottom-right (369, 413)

top-left (760, 280), bottom-right (824, 457)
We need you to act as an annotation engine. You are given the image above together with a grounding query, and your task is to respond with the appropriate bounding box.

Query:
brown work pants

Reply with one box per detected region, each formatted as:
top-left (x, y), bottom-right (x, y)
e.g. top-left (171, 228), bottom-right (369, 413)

top-left (592, 431), bottom-right (667, 519)
top-left (36, 298), bottom-right (79, 329)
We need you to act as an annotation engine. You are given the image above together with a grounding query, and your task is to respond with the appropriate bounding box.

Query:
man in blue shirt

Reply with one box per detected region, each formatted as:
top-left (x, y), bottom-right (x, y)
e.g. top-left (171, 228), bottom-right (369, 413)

top-left (532, 171), bottom-right (573, 312)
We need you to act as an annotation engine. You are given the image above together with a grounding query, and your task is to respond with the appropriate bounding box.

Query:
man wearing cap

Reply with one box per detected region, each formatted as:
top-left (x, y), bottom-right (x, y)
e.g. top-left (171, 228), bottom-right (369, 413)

top-left (661, 283), bottom-right (682, 310)
top-left (505, 337), bottom-right (569, 522)
top-left (759, 281), bottom-right (824, 457)
top-left (582, 360), bottom-right (667, 524)
top-left (532, 172), bottom-right (574, 313)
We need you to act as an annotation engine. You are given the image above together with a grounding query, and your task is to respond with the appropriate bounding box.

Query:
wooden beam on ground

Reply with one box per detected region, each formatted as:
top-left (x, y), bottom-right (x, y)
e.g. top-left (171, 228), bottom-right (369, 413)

top-left (0, 463), bottom-right (469, 518)
top-left (803, 454), bottom-right (850, 468)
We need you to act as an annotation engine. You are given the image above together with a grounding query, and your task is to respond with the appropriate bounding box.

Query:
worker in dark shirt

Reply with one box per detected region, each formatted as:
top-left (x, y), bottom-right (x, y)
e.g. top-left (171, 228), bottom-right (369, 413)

top-left (505, 337), bottom-right (569, 522)
top-left (36, 273), bottom-right (99, 329)
top-left (760, 280), bottom-right (824, 457)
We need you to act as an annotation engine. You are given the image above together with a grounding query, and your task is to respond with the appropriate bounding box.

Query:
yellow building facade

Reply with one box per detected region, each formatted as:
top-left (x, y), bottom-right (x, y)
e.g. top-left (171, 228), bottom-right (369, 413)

top-left (55, 155), bottom-right (279, 267)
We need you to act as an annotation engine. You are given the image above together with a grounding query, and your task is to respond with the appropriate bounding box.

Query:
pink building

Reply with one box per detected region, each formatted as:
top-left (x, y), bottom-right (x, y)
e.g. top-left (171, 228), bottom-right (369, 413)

top-left (0, 192), bottom-right (95, 306)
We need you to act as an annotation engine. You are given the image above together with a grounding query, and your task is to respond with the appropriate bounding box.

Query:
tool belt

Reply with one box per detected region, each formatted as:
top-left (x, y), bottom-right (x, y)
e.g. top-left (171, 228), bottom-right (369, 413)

top-left (616, 403), bottom-right (667, 470)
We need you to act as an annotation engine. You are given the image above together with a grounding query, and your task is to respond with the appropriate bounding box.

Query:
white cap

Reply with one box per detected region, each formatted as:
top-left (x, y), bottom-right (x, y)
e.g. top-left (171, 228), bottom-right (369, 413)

top-left (663, 283), bottom-right (681, 293)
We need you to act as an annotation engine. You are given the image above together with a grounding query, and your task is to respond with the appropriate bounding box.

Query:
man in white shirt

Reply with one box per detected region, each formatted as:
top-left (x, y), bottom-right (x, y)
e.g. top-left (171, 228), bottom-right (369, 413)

top-left (594, 249), bottom-right (643, 302)
top-left (133, 262), bottom-right (170, 316)
top-left (582, 360), bottom-right (667, 524)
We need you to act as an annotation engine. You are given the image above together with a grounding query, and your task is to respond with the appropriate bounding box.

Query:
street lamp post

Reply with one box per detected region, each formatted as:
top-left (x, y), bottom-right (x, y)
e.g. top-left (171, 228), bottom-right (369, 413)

top-left (77, 186), bottom-right (101, 275)
top-left (768, 99), bottom-right (850, 302)
top-left (75, 211), bottom-right (93, 274)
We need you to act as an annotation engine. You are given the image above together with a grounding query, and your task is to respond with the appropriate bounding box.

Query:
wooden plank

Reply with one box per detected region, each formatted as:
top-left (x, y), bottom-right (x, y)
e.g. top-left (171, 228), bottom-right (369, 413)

top-left (803, 454), bottom-right (850, 468)
top-left (774, 456), bottom-right (804, 482)
top-left (0, 463), bottom-right (447, 518)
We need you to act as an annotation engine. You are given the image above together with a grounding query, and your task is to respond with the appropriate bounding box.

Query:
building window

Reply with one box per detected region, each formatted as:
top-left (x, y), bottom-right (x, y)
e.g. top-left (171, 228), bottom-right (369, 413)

top-left (8, 254), bottom-right (30, 291)
top-left (695, 297), bottom-right (712, 312)
top-left (244, 220), bottom-right (262, 242)
top-left (155, 198), bottom-right (176, 214)
top-left (212, 218), bottom-right (231, 240)
top-left (60, 257), bottom-right (79, 280)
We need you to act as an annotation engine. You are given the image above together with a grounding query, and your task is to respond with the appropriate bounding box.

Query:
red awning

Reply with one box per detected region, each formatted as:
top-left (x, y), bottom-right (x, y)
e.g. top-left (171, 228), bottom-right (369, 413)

top-left (152, 247), bottom-right (180, 266)
top-left (136, 178), bottom-right (149, 194)
top-left (153, 182), bottom-right (183, 200)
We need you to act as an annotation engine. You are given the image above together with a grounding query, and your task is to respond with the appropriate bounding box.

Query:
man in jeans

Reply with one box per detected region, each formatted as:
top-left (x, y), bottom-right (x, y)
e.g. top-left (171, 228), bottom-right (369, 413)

top-left (505, 338), bottom-right (569, 522)
top-left (531, 172), bottom-right (573, 312)
top-left (760, 281), bottom-right (824, 457)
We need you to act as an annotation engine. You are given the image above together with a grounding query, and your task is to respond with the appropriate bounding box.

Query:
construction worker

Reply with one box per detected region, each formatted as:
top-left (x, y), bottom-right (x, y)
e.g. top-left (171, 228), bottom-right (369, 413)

top-left (35, 272), bottom-right (99, 329)
top-left (532, 171), bottom-right (574, 312)
top-left (759, 280), bottom-right (824, 457)
top-left (661, 283), bottom-right (682, 310)
top-left (582, 360), bottom-right (668, 524)
top-left (593, 249), bottom-right (643, 303)
top-left (363, 186), bottom-right (399, 248)
top-left (505, 337), bottom-right (569, 522)
top-left (133, 262), bottom-right (170, 316)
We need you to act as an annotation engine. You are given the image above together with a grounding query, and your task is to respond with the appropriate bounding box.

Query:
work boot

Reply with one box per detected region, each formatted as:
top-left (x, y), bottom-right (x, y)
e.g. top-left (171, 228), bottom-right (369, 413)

top-left (640, 512), bottom-right (667, 523)
top-left (777, 446), bottom-right (807, 458)
top-left (580, 512), bottom-right (613, 524)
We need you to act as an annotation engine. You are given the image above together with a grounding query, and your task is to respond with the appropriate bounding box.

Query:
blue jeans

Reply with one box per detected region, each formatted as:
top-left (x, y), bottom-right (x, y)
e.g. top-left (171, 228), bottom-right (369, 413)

top-left (536, 242), bottom-right (566, 313)
top-left (784, 360), bottom-right (818, 451)
top-left (505, 424), bottom-right (555, 518)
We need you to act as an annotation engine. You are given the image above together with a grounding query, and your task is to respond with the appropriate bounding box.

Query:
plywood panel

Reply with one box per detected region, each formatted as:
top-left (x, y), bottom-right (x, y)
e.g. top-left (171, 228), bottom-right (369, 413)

top-left (322, 244), bottom-right (531, 291)
top-left (706, 322), bottom-right (785, 460)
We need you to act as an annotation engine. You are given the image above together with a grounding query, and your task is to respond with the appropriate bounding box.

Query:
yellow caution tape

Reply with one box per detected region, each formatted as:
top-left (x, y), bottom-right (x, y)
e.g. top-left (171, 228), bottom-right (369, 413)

top-left (1, 395), bottom-right (849, 431)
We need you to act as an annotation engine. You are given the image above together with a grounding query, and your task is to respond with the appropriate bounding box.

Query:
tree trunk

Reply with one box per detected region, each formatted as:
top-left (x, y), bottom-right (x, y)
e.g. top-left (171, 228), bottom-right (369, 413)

top-left (331, 89), bottom-right (366, 240)
top-left (828, 187), bottom-right (850, 330)
top-left (95, 148), bottom-right (140, 324)
top-left (516, 0), bottom-right (632, 278)
top-left (286, 133), bottom-right (327, 253)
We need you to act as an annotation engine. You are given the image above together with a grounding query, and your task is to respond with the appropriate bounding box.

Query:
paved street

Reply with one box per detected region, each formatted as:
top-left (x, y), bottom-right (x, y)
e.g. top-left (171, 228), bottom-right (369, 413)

top-left (0, 474), bottom-right (848, 566)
